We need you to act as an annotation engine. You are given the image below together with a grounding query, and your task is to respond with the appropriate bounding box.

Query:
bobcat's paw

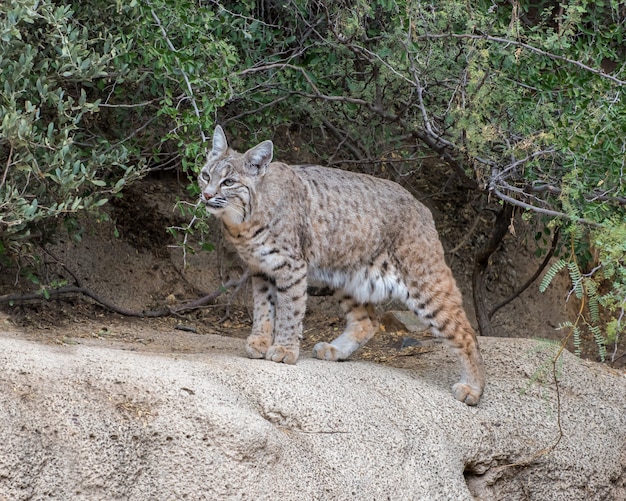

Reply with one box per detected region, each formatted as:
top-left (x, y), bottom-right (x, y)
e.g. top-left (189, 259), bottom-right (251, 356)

top-left (245, 334), bottom-right (271, 359)
top-left (312, 342), bottom-right (341, 361)
top-left (266, 345), bottom-right (299, 365)
top-left (452, 382), bottom-right (482, 406)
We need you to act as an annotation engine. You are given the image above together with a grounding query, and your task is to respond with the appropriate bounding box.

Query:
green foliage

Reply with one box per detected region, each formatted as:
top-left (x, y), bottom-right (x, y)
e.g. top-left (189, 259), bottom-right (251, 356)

top-left (209, 0), bottom-right (625, 359)
top-left (0, 0), bottom-right (144, 257)
top-left (2, 0), bottom-right (623, 359)
top-left (522, 338), bottom-right (564, 403)
top-left (541, 244), bottom-right (621, 362)
top-left (0, 0), bottom-right (239, 265)
top-left (117, 0), bottom-right (238, 172)
top-left (540, 259), bottom-right (568, 293)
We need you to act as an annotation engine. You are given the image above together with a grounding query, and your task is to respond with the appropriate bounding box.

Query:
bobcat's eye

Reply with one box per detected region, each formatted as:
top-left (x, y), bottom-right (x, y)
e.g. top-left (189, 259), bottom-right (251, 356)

top-left (221, 178), bottom-right (236, 187)
top-left (200, 172), bottom-right (210, 183)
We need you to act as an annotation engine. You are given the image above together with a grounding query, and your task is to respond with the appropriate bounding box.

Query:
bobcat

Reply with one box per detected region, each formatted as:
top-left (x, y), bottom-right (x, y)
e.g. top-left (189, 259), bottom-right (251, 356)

top-left (199, 126), bottom-right (485, 405)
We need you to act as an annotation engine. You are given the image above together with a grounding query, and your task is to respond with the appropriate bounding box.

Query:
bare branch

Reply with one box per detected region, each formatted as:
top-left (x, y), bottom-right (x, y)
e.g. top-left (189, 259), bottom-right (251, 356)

top-left (320, 118), bottom-right (366, 161)
top-left (0, 272), bottom-right (250, 318)
top-left (493, 148), bottom-right (557, 181)
top-left (98, 99), bottom-right (160, 108)
top-left (449, 197), bottom-right (486, 254)
top-left (418, 33), bottom-right (626, 86)
top-left (491, 187), bottom-right (600, 227)
top-left (532, 183), bottom-right (626, 206)
top-left (238, 63), bottom-right (323, 96)
top-left (149, 5), bottom-right (207, 143)
top-left (489, 227), bottom-right (560, 319)
top-left (222, 96), bottom-right (291, 126)
top-left (1, 144), bottom-right (13, 190)
top-left (237, 61), bottom-right (479, 188)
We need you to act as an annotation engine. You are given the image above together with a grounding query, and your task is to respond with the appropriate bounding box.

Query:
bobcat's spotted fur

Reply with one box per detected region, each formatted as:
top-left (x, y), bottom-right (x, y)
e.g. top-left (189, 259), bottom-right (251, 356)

top-left (199, 126), bottom-right (485, 405)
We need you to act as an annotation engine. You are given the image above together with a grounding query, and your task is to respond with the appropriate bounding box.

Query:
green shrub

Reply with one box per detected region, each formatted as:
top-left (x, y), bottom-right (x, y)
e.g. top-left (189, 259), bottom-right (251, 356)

top-left (0, 0), bottom-right (238, 265)
top-left (210, 0), bottom-right (626, 356)
top-left (0, 0), bottom-right (144, 258)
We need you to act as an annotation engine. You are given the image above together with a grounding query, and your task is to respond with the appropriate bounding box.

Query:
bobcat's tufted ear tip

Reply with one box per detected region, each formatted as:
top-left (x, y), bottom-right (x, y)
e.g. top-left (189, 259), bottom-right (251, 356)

top-left (211, 125), bottom-right (228, 157)
top-left (246, 139), bottom-right (274, 176)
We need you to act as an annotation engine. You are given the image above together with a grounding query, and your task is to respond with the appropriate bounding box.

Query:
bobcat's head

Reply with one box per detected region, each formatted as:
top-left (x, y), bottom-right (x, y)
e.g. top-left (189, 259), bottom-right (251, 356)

top-left (199, 126), bottom-right (273, 225)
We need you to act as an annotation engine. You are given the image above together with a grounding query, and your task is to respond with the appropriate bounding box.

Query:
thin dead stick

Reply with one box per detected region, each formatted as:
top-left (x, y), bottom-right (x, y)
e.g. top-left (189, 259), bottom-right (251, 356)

top-left (488, 227), bottom-right (560, 319)
top-left (417, 33), bottom-right (626, 86)
top-left (449, 197), bottom-right (485, 254)
top-left (1, 144), bottom-right (13, 189)
top-left (149, 5), bottom-right (206, 143)
top-left (0, 272), bottom-right (250, 318)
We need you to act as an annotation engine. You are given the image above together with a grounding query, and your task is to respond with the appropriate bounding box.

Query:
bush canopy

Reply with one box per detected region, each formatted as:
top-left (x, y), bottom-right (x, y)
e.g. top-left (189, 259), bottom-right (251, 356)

top-left (1, 0), bottom-right (624, 355)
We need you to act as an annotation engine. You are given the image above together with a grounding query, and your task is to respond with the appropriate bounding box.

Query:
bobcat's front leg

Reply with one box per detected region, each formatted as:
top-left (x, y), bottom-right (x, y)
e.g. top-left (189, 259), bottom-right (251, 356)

top-left (265, 261), bottom-right (308, 365)
top-left (245, 273), bottom-right (276, 359)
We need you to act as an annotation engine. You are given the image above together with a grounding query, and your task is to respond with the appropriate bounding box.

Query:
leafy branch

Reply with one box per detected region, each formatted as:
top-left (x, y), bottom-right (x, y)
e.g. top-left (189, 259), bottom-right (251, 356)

top-left (417, 33), bottom-right (626, 87)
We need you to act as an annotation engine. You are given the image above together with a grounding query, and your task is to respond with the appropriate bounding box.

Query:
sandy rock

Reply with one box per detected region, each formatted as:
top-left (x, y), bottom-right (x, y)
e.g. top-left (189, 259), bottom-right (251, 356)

top-left (0, 334), bottom-right (624, 500)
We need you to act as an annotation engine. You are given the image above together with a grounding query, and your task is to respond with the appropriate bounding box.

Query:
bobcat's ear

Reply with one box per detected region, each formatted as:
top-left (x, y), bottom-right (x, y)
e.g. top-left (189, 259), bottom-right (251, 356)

top-left (211, 125), bottom-right (228, 157)
top-left (245, 140), bottom-right (273, 176)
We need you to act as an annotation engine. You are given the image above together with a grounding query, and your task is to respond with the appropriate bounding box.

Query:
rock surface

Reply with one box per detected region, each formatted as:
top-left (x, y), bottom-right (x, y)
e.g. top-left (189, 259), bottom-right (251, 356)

top-left (0, 332), bottom-right (624, 500)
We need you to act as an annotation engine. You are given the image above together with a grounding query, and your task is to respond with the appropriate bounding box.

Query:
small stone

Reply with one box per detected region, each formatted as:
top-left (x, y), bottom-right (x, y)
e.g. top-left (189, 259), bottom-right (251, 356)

top-left (400, 337), bottom-right (422, 349)
top-left (380, 310), bottom-right (430, 334)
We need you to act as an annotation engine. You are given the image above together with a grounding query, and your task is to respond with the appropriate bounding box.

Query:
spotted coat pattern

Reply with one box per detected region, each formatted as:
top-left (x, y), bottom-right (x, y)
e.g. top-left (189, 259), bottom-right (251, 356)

top-left (199, 126), bottom-right (485, 405)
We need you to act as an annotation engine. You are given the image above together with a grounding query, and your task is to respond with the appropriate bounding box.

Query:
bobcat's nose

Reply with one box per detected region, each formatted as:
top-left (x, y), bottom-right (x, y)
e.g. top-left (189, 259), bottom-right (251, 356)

top-left (202, 188), bottom-right (215, 201)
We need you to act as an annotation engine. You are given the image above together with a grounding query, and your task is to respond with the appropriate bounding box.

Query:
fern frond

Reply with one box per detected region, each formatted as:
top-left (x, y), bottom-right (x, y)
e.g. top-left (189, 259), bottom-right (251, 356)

top-left (555, 321), bottom-right (574, 330)
top-left (573, 329), bottom-right (582, 357)
top-left (567, 261), bottom-right (583, 299)
top-left (586, 278), bottom-right (601, 324)
top-left (571, 324), bottom-right (582, 357)
top-left (540, 259), bottom-right (567, 293)
top-left (589, 325), bottom-right (607, 362)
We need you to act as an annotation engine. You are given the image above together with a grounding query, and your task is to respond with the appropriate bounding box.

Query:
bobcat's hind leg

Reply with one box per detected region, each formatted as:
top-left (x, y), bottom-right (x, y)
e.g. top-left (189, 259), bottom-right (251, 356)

top-left (245, 273), bottom-right (276, 359)
top-left (313, 294), bottom-right (378, 361)
top-left (410, 281), bottom-right (485, 406)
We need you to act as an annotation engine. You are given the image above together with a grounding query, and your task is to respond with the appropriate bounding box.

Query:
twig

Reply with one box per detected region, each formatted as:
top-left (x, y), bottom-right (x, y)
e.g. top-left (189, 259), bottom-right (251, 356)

top-left (222, 96), bottom-right (291, 126)
top-left (488, 227), bottom-right (560, 319)
top-left (238, 63), bottom-right (323, 96)
top-left (98, 99), bottom-right (160, 108)
top-left (149, 3), bottom-right (212, 267)
top-left (320, 118), bottom-right (366, 161)
top-left (219, 269), bottom-right (251, 321)
top-left (482, 338), bottom-right (568, 474)
top-left (240, 61), bottom-right (479, 188)
top-left (532, 183), bottom-right (626, 206)
top-left (417, 33), bottom-right (626, 86)
top-left (149, 5), bottom-right (207, 143)
top-left (449, 196), bottom-right (485, 254)
top-left (0, 286), bottom-right (168, 317)
top-left (104, 115), bottom-right (159, 153)
top-left (171, 200), bottom-right (204, 269)
top-left (174, 271), bottom-right (249, 314)
top-left (0, 273), bottom-right (250, 318)
top-left (493, 148), bottom-right (557, 181)
top-left (491, 187), bottom-right (600, 227)
top-left (1, 144), bottom-right (13, 189)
